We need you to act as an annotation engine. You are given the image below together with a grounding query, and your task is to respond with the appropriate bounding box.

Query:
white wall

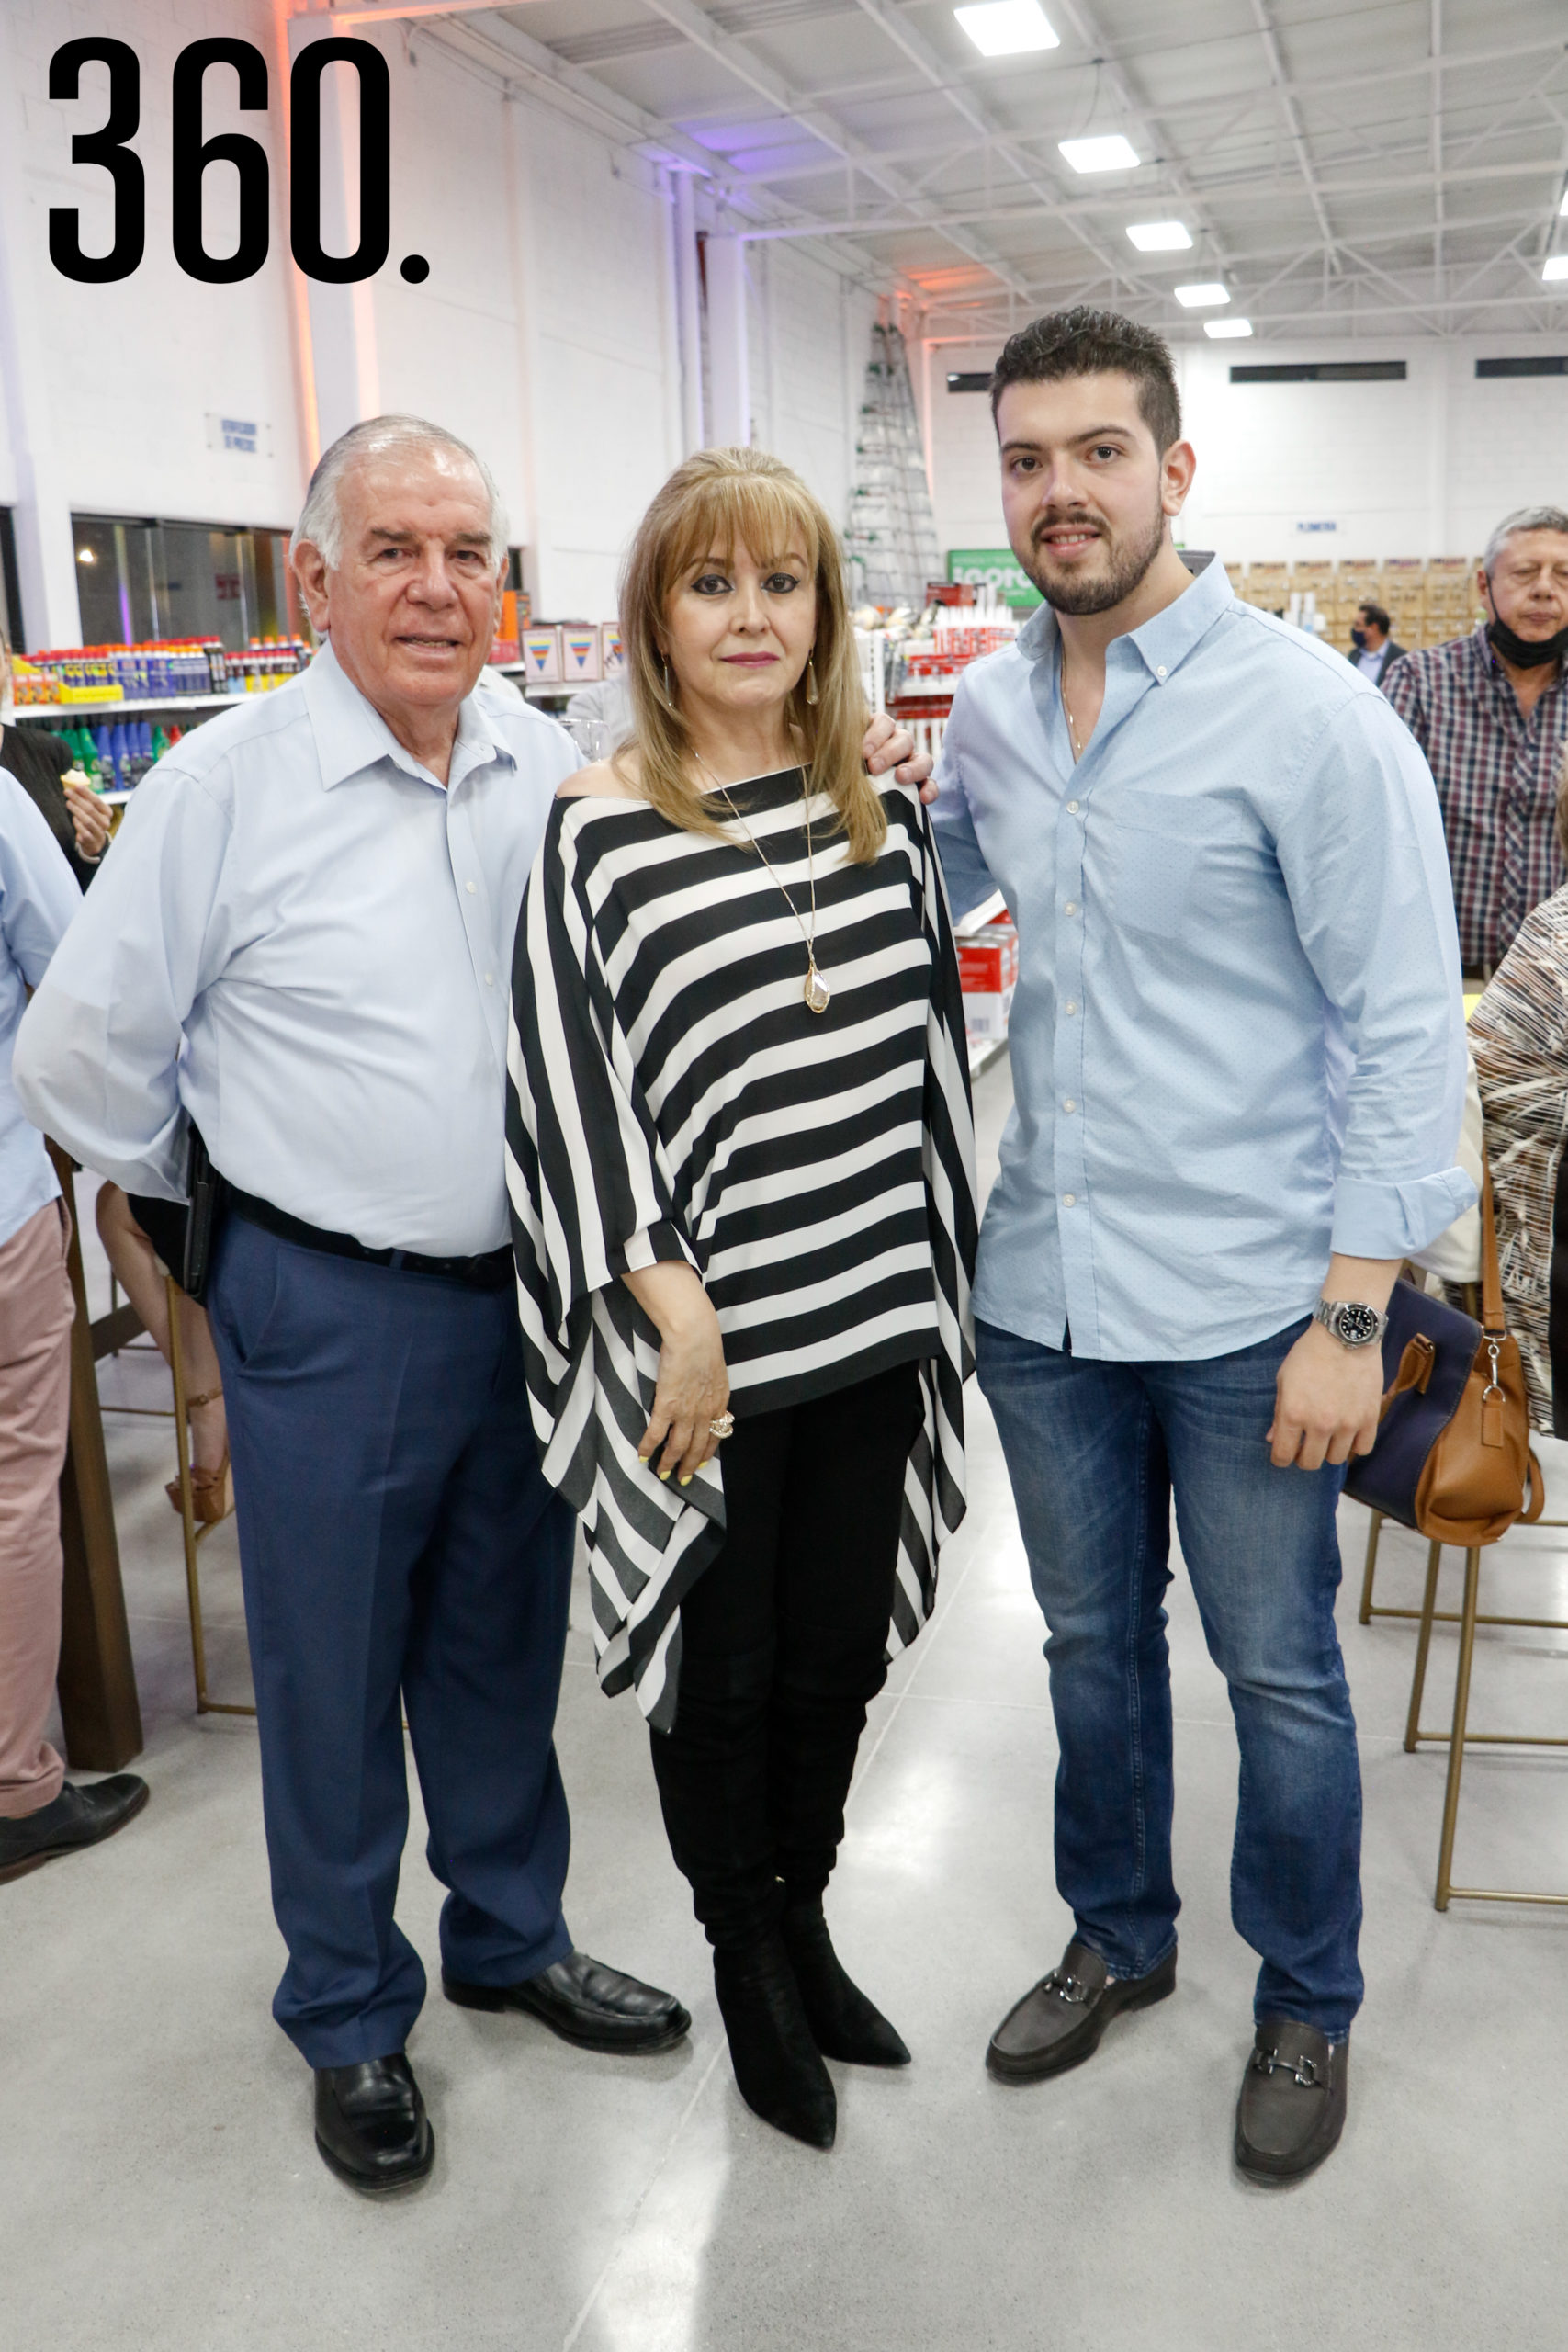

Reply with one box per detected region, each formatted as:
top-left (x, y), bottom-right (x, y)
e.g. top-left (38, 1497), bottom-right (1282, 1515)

top-left (2, 0), bottom-right (305, 534)
top-left (925, 332), bottom-right (1568, 570)
top-left (745, 242), bottom-right (877, 537)
top-left (0, 1), bottom-right (875, 646)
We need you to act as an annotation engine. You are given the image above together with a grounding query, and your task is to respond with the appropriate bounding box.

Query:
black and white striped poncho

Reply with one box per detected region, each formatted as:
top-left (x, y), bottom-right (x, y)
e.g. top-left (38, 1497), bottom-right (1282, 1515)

top-left (505, 768), bottom-right (977, 1732)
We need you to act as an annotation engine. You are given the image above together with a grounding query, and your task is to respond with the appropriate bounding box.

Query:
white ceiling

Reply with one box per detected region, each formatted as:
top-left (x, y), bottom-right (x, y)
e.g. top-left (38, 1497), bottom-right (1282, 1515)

top-left (412, 0), bottom-right (1568, 343)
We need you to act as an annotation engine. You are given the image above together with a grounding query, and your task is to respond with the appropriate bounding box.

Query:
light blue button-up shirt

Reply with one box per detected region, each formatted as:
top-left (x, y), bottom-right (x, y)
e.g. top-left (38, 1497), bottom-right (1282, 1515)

top-left (0, 773), bottom-right (82, 1248)
top-left (931, 556), bottom-right (1473, 1361)
top-left (14, 644), bottom-right (578, 1256)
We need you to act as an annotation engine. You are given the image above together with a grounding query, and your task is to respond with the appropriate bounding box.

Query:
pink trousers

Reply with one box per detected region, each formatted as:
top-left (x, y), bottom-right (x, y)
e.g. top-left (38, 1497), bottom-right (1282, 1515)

top-left (0, 1201), bottom-right (73, 1819)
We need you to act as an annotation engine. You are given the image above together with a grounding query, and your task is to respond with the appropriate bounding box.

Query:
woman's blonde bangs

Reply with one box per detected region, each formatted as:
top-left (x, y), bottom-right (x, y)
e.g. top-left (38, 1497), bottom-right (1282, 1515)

top-left (618, 447), bottom-right (886, 865)
top-left (656, 473), bottom-right (824, 609)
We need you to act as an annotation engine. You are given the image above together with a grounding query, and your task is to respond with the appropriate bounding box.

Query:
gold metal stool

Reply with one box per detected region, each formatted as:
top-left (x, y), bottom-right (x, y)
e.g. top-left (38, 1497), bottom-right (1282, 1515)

top-left (1400, 1499), bottom-right (1568, 1910)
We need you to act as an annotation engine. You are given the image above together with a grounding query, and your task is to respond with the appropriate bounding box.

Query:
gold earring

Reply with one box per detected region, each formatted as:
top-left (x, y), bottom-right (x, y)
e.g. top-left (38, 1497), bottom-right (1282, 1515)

top-left (805, 657), bottom-right (818, 707)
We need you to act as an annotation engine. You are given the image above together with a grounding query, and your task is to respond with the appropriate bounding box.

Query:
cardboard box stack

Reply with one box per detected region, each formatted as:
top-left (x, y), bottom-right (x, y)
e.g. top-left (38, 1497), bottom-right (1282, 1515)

top-left (1236, 559), bottom-right (1481, 650)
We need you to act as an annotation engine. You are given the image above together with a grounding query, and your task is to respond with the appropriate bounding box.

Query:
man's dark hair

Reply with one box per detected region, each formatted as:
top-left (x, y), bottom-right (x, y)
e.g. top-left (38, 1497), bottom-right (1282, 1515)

top-left (1358, 601), bottom-right (1391, 634)
top-left (989, 306), bottom-right (1182, 453)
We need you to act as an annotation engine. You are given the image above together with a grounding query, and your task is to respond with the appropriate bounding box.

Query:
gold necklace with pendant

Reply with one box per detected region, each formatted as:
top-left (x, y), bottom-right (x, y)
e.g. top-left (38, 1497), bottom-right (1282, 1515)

top-left (695, 756), bottom-right (831, 1014)
top-left (1060, 652), bottom-right (1086, 762)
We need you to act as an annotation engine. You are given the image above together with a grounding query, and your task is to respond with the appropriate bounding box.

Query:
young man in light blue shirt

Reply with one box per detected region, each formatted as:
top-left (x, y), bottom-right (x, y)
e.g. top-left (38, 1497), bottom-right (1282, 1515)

top-left (930, 308), bottom-right (1472, 2184)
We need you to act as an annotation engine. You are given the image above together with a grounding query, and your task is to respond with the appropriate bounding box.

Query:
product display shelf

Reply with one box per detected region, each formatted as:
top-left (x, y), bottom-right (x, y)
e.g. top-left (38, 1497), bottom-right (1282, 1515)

top-left (967, 1035), bottom-right (1008, 1081)
top-left (16, 692), bottom-right (250, 722)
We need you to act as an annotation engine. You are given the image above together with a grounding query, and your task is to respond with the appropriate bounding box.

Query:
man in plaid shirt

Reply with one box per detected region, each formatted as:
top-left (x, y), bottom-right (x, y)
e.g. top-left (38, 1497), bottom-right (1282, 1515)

top-left (1385, 507), bottom-right (1568, 975)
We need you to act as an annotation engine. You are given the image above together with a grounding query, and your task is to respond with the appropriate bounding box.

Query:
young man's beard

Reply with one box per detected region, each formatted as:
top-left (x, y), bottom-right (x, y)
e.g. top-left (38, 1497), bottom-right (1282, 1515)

top-left (1025, 496), bottom-right (1168, 616)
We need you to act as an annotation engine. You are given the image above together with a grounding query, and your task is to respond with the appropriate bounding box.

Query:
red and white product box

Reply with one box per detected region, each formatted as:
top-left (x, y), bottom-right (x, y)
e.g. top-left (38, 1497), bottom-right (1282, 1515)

top-left (956, 920), bottom-right (1018, 1039)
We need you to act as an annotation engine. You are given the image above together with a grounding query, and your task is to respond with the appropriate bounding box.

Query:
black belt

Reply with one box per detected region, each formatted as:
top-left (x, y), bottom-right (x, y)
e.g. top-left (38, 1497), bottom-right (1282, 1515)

top-left (226, 1185), bottom-right (514, 1292)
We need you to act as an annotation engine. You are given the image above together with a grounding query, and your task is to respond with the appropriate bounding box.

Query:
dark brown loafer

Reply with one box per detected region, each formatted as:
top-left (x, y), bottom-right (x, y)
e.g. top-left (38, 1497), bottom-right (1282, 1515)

top-left (1235, 2018), bottom-right (1348, 2185)
top-left (314, 2054), bottom-right (434, 2195)
top-left (987, 1936), bottom-right (1177, 2083)
top-left (443, 1949), bottom-right (691, 2054)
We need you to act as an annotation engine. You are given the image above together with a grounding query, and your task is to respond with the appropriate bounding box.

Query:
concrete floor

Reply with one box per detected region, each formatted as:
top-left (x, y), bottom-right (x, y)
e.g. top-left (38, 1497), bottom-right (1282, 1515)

top-left (4, 1058), bottom-right (1567, 2351)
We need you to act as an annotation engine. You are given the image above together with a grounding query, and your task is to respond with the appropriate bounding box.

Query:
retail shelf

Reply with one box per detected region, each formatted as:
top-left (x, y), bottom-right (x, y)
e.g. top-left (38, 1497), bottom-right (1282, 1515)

top-left (967, 1035), bottom-right (1009, 1081)
top-left (16, 692), bottom-right (252, 721)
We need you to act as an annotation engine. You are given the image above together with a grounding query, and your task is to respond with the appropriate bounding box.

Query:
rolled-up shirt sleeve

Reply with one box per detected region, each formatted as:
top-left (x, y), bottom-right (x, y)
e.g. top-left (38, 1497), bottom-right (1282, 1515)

top-left (928, 685), bottom-right (1002, 925)
top-left (1272, 690), bottom-right (1476, 1258)
top-left (13, 763), bottom-right (231, 1199)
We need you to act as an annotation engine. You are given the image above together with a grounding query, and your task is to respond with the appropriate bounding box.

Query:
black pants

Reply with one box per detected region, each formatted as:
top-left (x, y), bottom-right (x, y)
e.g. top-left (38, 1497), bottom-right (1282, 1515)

top-left (649, 1360), bottom-right (925, 1949)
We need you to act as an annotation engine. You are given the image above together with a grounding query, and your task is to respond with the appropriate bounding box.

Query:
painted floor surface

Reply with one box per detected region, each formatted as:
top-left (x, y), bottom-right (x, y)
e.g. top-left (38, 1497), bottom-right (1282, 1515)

top-left (3, 1060), bottom-right (1565, 2351)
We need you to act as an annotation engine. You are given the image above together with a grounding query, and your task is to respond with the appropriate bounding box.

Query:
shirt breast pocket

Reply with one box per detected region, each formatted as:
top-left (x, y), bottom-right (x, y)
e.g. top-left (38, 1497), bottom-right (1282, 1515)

top-left (1106, 791), bottom-right (1236, 939)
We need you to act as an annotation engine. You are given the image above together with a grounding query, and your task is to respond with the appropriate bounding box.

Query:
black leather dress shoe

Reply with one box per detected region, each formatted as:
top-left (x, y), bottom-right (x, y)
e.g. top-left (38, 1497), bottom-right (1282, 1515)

top-left (987, 1936), bottom-right (1177, 2083)
top-left (314, 2054), bottom-right (434, 2194)
top-left (443, 1949), bottom-right (692, 2054)
top-left (0, 1776), bottom-right (149, 1885)
top-left (1235, 2018), bottom-right (1348, 2185)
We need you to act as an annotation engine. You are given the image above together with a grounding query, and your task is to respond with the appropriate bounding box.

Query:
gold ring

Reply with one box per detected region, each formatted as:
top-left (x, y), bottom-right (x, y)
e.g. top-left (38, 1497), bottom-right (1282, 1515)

top-left (708, 1412), bottom-right (735, 1440)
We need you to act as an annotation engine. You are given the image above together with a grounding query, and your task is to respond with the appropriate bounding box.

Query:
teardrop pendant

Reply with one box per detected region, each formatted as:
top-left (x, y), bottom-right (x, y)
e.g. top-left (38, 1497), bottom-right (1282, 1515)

top-left (804, 962), bottom-right (831, 1014)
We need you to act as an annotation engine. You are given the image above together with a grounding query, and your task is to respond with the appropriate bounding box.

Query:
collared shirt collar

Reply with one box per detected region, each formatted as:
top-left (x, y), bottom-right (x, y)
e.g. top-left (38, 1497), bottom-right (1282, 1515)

top-left (301, 639), bottom-right (517, 794)
top-left (1014, 552), bottom-right (1233, 685)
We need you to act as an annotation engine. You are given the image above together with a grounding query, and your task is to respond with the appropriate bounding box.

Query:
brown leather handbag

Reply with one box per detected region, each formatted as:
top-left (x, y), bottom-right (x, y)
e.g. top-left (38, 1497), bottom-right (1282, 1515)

top-left (1344, 1165), bottom-right (1543, 1546)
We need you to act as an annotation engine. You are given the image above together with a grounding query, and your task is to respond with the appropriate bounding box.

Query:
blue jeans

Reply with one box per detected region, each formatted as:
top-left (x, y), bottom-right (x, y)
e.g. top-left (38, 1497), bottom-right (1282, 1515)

top-left (976, 1317), bottom-right (1363, 2037)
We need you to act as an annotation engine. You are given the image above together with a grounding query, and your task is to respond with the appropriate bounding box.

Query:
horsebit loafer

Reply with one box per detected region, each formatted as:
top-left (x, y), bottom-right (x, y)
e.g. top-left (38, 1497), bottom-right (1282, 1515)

top-left (314, 2053), bottom-right (434, 2195)
top-left (987, 1936), bottom-right (1178, 2083)
top-left (443, 1948), bottom-right (692, 2054)
top-left (1235, 2018), bottom-right (1348, 2185)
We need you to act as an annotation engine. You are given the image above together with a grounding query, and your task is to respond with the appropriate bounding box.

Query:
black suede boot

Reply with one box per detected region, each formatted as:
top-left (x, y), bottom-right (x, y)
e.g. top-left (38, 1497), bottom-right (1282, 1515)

top-left (713, 1931), bottom-right (837, 2149)
top-left (781, 1901), bottom-right (910, 2067)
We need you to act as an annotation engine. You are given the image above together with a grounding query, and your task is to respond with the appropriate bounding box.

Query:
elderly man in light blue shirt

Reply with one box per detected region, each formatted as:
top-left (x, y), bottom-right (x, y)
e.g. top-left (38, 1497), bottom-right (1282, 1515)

top-left (930, 309), bottom-right (1471, 2187)
top-left (14, 417), bottom-right (692, 2197)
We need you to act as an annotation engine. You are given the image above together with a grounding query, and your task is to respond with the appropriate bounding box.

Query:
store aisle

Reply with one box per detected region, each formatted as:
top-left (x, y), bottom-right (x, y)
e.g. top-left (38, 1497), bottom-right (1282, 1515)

top-left (3, 1058), bottom-right (1566, 2351)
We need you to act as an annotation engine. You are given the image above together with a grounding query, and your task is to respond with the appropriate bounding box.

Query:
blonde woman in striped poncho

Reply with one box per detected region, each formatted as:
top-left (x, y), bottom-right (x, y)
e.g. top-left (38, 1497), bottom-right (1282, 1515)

top-left (506, 449), bottom-right (977, 2150)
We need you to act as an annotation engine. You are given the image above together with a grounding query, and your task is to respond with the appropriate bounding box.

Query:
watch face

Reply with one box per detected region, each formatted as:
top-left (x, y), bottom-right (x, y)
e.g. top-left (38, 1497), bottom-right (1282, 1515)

top-left (1333, 1301), bottom-right (1382, 1346)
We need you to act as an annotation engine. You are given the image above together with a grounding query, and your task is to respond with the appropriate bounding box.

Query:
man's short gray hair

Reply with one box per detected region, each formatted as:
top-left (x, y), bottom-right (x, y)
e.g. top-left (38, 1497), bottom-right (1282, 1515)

top-left (293, 414), bottom-right (509, 571)
top-left (1483, 505), bottom-right (1568, 576)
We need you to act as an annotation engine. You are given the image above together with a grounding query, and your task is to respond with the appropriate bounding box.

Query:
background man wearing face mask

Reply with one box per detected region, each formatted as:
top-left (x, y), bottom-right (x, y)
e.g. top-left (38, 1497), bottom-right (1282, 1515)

top-left (1345, 601), bottom-right (1404, 688)
top-left (1384, 506), bottom-right (1568, 976)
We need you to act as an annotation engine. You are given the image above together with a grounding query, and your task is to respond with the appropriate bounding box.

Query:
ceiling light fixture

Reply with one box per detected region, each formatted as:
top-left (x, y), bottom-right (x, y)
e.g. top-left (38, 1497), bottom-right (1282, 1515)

top-left (1058, 134), bottom-right (1140, 174)
top-left (1175, 283), bottom-right (1230, 307)
top-left (1126, 222), bottom-right (1191, 252)
top-left (1204, 318), bottom-right (1254, 339)
top-left (75, 547), bottom-right (96, 563)
top-left (1543, 255), bottom-right (1568, 282)
top-left (1560, 189), bottom-right (1568, 216)
top-left (953, 1), bottom-right (1059, 57)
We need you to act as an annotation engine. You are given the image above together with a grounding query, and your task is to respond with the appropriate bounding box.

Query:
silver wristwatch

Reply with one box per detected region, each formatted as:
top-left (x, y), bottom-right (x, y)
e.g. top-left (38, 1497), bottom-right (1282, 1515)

top-left (1312, 1297), bottom-right (1388, 1350)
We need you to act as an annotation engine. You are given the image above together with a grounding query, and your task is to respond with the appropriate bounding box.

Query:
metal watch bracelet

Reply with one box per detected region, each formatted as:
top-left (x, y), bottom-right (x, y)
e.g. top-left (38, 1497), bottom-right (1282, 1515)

top-left (1311, 1297), bottom-right (1389, 1350)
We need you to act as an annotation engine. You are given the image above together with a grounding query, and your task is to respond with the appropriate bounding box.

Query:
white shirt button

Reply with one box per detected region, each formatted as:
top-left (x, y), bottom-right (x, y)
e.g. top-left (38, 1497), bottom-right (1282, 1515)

top-left (1065, 1000), bottom-right (1078, 1015)
top-left (1062, 1193), bottom-right (1077, 1207)
top-left (484, 973), bottom-right (495, 987)
top-left (1064, 900), bottom-right (1078, 917)
top-left (466, 880), bottom-right (477, 894)
top-left (1063, 1099), bottom-right (1077, 1114)
top-left (1066, 798), bottom-right (1080, 814)
top-left (1156, 664), bottom-right (1168, 678)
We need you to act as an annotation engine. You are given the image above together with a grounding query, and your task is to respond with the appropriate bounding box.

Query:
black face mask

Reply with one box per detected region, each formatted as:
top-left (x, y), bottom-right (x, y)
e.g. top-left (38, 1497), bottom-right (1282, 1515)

top-left (1349, 627), bottom-right (1368, 650)
top-left (1485, 613), bottom-right (1568, 669)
